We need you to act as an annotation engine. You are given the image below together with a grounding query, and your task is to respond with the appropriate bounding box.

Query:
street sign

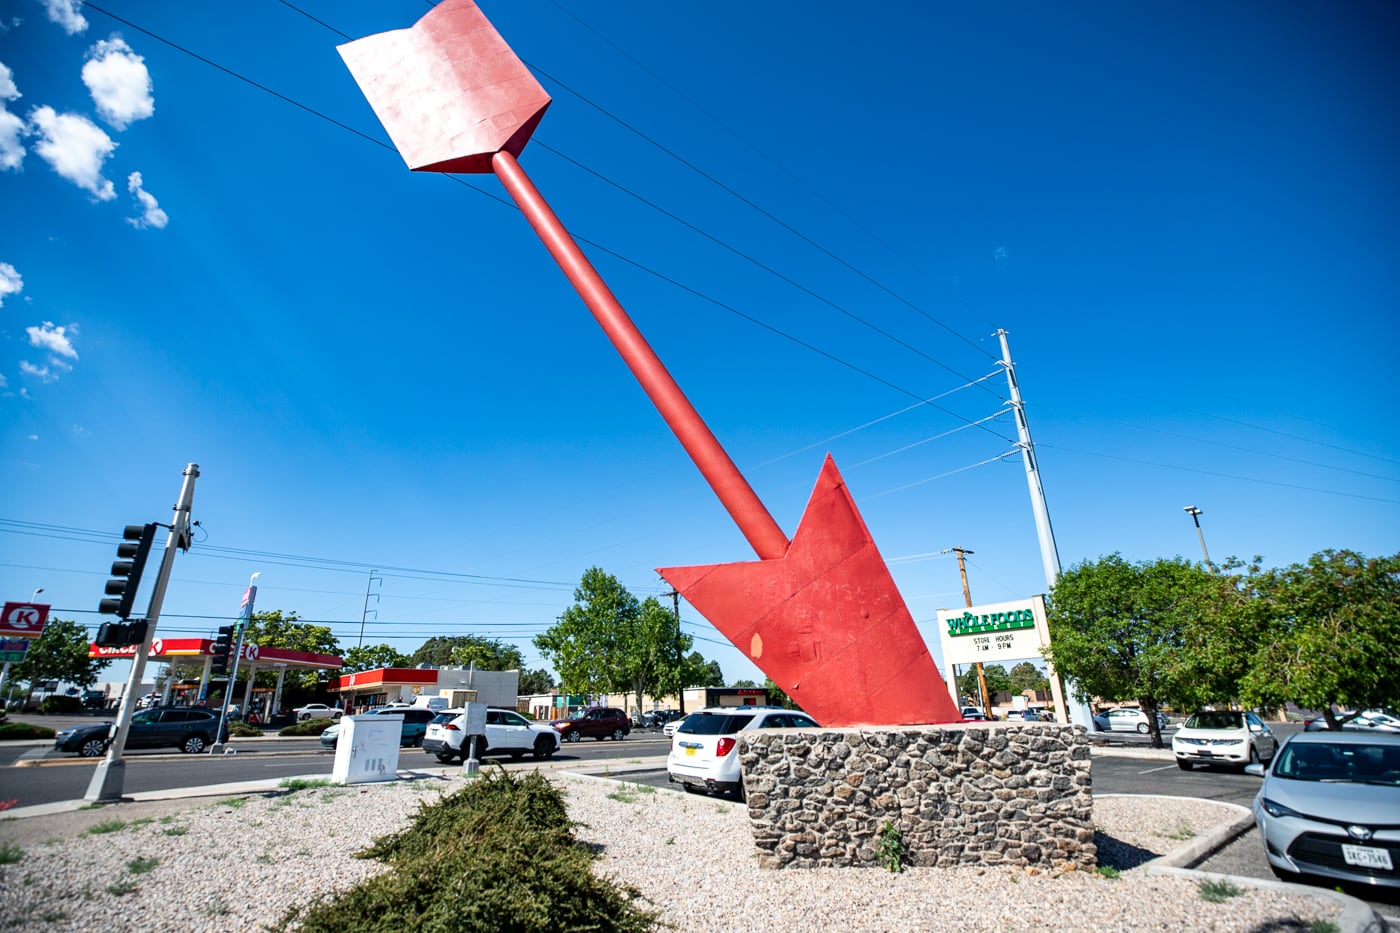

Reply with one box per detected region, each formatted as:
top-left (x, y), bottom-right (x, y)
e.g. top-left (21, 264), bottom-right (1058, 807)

top-left (0, 602), bottom-right (50, 637)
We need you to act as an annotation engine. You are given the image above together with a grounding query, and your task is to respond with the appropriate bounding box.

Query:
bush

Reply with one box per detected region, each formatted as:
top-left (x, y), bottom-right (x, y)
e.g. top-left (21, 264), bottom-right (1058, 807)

top-left (281, 770), bottom-right (660, 933)
top-left (228, 720), bottom-right (263, 737)
top-left (0, 721), bottom-right (55, 740)
top-left (40, 695), bottom-right (82, 715)
top-left (278, 718), bottom-right (334, 737)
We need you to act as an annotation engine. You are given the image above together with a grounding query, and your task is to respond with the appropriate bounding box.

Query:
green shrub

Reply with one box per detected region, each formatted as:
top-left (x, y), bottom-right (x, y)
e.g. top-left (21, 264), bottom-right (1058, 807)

top-left (0, 721), bottom-right (55, 740)
top-left (279, 719), bottom-right (334, 737)
top-left (282, 770), bottom-right (660, 933)
top-left (40, 695), bottom-right (82, 715)
top-left (228, 720), bottom-right (262, 737)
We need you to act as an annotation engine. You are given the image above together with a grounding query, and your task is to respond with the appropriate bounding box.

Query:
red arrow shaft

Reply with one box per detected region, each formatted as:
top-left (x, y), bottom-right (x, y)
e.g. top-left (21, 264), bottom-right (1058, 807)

top-left (492, 150), bottom-right (789, 561)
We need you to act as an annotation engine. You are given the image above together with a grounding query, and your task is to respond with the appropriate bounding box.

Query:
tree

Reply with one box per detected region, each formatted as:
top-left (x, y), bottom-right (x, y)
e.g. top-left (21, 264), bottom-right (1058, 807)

top-left (518, 667), bottom-right (556, 695)
top-left (764, 676), bottom-right (798, 710)
top-left (341, 643), bottom-right (410, 674)
top-left (1044, 554), bottom-right (1230, 748)
top-left (956, 663), bottom-right (1010, 706)
top-left (240, 610), bottom-right (341, 693)
top-left (11, 617), bottom-right (110, 690)
top-left (1009, 662), bottom-right (1050, 695)
top-left (733, 679), bottom-right (758, 688)
top-left (534, 567), bottom-right (640, 696)
top-left (683, 651), bottom-right (724, 688)
top-left (1237, 550), bottom-right (1400, 728)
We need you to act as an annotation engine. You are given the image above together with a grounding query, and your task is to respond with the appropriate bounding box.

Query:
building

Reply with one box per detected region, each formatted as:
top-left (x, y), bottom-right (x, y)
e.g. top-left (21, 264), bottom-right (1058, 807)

top-left (333, 665), bottom-right (519, 712)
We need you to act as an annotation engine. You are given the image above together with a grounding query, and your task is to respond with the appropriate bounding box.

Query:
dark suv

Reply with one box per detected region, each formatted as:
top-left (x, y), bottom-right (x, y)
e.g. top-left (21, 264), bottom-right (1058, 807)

top-left (550, 707), bottom-right (631, 742)
top-left (53, 706), bottom-right (229, 757)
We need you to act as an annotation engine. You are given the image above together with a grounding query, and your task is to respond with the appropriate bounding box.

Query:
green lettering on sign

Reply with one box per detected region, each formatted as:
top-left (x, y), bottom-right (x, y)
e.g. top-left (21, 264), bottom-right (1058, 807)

top-left (946, 608), bottom-right (1036, 637)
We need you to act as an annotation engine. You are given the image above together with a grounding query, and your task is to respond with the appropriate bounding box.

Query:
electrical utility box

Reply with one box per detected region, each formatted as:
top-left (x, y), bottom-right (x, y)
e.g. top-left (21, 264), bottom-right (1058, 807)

top-left (332, 713), bottom-right (402, 785)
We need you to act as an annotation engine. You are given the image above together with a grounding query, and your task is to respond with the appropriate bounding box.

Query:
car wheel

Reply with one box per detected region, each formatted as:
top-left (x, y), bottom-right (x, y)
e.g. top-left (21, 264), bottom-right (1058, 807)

top-left (611, 728), bottom-right (626, 741)
top-left (182, 734), bottom-right (208, 754)
top-left (413, 734), bottom-right (424, 748)
top-left (436, 752), bottom-right (454, 763)
top-left (565, 730), bottom-right (582, 743)
top-left (1176, 759), bottom-right (1192, 770)
top-left (1136, 723), bottom-right (1149, 734)
top-left (1242, 746), bottom-right (1260, 771)
top-left (532, 736), bottom-right (555, 760)
top-left (79, 737), bottom-right (108, 758)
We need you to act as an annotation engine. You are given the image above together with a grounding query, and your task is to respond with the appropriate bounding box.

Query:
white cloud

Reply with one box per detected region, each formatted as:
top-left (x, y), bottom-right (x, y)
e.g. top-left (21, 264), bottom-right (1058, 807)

top-left (0, 108), bottom-right (23, 170)
top-left (19, 360), bottom-right (57, 383)
top-left (126, 171), bottom-right (168, 229)
top-left (0, 374), bottom-right (7, 389)
top-left (28, 433), bottom-right (38, 440)
top-left (42, 0), bottom-right (87, 35)
top-left (82, 37), bottom-right (153, 130)
top-left (28, 105), bottom-right (116, 199)
top-left (994, 246), bottom-right (1008, 261)
top-left (0, 61), bottom-right (19, 101)
top-left (0, 261), bottom-right (21, 306)
top-left (26, 320), bottom-right (78, 359)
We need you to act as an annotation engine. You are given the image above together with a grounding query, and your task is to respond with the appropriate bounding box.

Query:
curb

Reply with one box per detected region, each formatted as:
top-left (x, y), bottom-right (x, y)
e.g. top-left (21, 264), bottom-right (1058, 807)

top-left (1142, 864), bottom-right (1385, 933)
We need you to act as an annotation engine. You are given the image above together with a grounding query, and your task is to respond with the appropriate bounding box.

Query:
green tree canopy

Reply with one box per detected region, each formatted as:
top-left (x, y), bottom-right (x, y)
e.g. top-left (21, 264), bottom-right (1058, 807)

top-left (1044, 554), bottom-right (1232, 747)
top-left (241, 610), bottom-right (341, 692)
top-left (518, 667), bottom-right (556, 695)
top-left (11, 617), bottom-right (110, 689)
top-left (342, 643), bottom-right (410, 674)
top-left (534, 567), bottom-right (639, 696)
top-left (1237, 549), bottom-right (1400, 728)
top-left (408, 635), bottom-right (524, 671)
top-left (1009, 662), bottom-right (1050, 695)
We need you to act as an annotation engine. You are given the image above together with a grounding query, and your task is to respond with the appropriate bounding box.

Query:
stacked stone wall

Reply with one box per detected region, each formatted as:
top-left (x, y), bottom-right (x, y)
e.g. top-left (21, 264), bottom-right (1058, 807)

top-left (740, 723), bottom-right (1095, 870)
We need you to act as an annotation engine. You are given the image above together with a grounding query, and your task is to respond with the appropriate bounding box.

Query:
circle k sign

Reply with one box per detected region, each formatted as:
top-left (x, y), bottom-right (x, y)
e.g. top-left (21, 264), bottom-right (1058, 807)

top-left (0, 602), bottom-right (51, 638)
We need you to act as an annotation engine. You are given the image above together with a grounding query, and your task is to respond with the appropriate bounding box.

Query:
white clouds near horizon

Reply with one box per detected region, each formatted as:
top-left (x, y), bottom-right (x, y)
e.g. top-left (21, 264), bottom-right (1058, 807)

top-left (82, 37), bottom-right (153, 130)
top-left (0, 60), bottom-right (22, 170)
top-left (27, 321), bottom-right (79, 360)
top-left (42, 0), bottom-right (86, 36)
top-left (126, 171), bottom-right (167, 229)
top-left (0, 262), bottom-right (21, 307)
top-left (28, 105), bottom-right (116, 199)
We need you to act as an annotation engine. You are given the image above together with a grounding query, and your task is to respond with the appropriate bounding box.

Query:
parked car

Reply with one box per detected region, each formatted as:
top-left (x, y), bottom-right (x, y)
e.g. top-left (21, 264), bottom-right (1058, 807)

top-left (1100, 707), bottom-right (1170, 734)
top-left (641, 709), bottom-right (683, 729)
top-left (294, 703), bottom-right (344, 722)
top-left (80, 690), bottom-right (106, 710)
top-left (318, 707), bottom-right (434, 749)
top-left (960, 706), bottom-right (992, 722)
top-left (1003, 708), bottom-right (1044, 723)
top-left (1246, 732), bottom-right (1400, 889)
top-left (1304, 710), bottom-right (1400, 733)
top-left (53, 706), bottom-right (230, 757)
top-left (1172, 709), bottom-right (1277, 771)
top-left (551, 707), bottom-right (631, 742)
top-left (422, 707), bottom-right (560, 763)
top-left (667, 706), bottom-right (820, 799)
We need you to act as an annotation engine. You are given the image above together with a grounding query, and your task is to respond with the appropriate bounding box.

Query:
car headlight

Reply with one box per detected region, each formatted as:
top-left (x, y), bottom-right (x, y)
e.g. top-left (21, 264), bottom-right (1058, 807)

top-left (1259, 796), bottom-right (1302, 819)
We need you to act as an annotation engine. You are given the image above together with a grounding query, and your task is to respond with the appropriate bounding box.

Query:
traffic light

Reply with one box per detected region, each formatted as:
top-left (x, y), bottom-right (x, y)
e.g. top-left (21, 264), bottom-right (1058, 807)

top-left (98, 523), bottom-right (158, 619)
top-left (210, 625), bottom-right (234, 676)
top-left (94, 619), bottom-right (149, 648)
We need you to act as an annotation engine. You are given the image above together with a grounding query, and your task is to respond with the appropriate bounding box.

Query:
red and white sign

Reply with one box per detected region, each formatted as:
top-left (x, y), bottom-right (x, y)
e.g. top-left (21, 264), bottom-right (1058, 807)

top-left (0, 602), bottom-right (50, 638)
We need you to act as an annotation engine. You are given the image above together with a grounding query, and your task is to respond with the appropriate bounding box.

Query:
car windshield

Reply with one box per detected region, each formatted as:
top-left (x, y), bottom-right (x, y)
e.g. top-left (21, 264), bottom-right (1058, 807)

top-left (678, 713), bottom-right (754, 735)
top-left (1186, 712), bottom-right (1245, 730)
top-left (1273, 741), bottom-right (1400, 786)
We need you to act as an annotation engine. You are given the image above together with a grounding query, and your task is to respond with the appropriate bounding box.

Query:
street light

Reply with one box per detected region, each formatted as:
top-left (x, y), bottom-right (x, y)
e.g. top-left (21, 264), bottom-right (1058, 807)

top-left (1183, 506), bottom-right (1212, 568)
top-left (30, 588), bottom-right (43, 602)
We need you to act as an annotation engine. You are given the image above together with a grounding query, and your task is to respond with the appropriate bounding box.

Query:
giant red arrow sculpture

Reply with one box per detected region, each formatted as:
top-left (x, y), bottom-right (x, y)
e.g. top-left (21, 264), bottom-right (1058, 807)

top-left (339, 0), bottom-right (961, 727)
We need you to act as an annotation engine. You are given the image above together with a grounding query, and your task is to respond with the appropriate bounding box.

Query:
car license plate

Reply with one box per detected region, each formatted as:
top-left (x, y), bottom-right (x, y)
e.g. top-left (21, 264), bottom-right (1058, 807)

top-left (1342, 845), bottom-right (1392, 870)
top-left (685, 747), bottom-right (696, 756)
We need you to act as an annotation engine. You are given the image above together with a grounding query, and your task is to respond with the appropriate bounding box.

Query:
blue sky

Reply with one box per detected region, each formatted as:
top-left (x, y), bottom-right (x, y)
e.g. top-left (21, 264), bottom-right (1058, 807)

top-left (2, 0), bottom-right (1397, 692)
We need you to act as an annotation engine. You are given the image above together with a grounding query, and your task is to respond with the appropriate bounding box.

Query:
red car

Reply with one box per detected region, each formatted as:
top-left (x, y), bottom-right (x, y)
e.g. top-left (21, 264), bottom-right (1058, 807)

top-left (550, 707), bottom-right (631, 742)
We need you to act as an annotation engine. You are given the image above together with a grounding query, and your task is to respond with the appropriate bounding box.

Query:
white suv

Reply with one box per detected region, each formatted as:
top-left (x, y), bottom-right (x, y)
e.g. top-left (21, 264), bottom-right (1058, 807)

top-left (422, 707), bottom-right (560, 763)
top-left (666, 706), bottom-right (820, 799)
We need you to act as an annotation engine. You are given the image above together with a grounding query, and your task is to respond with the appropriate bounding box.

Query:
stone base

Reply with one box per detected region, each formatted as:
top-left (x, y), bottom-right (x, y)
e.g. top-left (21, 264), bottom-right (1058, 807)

top-left (741, 723), bottom-right (1095, 870)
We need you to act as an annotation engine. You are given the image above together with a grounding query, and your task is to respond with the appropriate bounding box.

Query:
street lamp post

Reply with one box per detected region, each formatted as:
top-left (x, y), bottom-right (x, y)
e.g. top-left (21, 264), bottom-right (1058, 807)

top-left (1183, 506), bottom-right (1212, 568)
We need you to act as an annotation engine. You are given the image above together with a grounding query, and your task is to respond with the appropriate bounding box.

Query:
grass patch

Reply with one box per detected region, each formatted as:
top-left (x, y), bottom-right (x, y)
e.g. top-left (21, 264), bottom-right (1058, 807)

top-left (1301, 921), bottom-right (1339, 933)
top-left (39, 910), bottom-right (66, 923)
top-left (128, 817), bottom-right (154, 829)
top-left (1197, 878), bottom-right (1243, 903)
top-left (606, 783), bottom-right (655, 803)
top-left (84, 818), bottom-right (128, 835)
top-left (1095, 865), bottom-right (1120, 879)
top-left (126, 856), bottom-right (159, 875)
top-left (278, 770), bottom-right (660, 933)
top-left (105, 878), bottom-right (138, 896)
top-left (0, 844), bottom-right (23, 865)
top-left (205, 897), bottom-right (230, 916)
top-left (280, 778), bottom-right (334, 793)
top-left (217, 797), bottom-right (249, 809)
top-left (161, 825), bottom-right (188, 837)
top-left (0, 721), bottom-right (54, 740)
top-left (1159, 820), bottom-right (1196, 841)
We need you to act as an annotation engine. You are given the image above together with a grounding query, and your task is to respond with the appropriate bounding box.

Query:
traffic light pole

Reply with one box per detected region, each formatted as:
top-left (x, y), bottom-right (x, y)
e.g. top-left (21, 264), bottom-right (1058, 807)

top-left (86, 463), bottom-right (200, 803)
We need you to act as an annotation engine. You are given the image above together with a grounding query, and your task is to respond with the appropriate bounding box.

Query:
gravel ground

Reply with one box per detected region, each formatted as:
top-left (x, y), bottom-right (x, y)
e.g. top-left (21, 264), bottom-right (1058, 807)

top-left (0, 770), bottom-right (1346, 932)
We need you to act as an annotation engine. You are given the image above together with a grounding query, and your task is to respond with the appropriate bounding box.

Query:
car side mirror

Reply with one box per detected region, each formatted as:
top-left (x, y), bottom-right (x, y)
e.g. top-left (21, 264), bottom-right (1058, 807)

top-left (1249, 723), bottom-right (1261, 732)
top-left (1244, 762), bottom-right (1265, 777)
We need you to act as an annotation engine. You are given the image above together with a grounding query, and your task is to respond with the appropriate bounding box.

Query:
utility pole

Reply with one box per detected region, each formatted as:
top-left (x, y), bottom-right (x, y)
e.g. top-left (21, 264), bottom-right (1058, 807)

top-left (1183, 506), bottom-right (1212, 568)
top-left (942, 547), bottom-right (991, 715)
top-left (357, 570), bottom-right (382, 649)
top-left (87, 463), bottom-right (199, 803)
top-left (998, 331), bottom-right (1094, 730)
top-left (669, 589), bottom-right (685, 715)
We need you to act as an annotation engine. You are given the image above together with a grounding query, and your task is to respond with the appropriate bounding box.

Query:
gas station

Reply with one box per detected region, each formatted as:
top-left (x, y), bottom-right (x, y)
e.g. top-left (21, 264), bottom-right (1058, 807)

top-left (89, 637), bottom-right (342, 723)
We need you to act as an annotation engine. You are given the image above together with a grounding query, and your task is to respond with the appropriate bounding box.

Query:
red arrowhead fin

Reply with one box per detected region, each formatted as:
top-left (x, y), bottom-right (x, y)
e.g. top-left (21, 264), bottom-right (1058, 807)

top-left (660, 456), bottom-right (962, 727)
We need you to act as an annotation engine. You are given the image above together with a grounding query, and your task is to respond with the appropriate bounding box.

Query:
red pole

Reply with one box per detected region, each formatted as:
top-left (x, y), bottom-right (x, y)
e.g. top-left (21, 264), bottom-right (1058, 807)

top-left (491, 149), bottom-right (789, 561)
